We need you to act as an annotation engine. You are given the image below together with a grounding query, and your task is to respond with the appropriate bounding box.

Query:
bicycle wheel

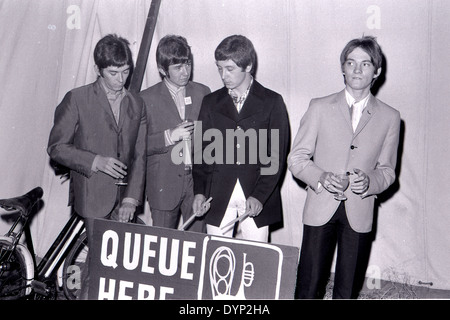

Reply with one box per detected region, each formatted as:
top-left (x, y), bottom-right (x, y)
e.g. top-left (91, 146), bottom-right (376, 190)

top-left (0, 240), bottom-right (31, 299)
top-left (62, 232), bottom-right (88, 300)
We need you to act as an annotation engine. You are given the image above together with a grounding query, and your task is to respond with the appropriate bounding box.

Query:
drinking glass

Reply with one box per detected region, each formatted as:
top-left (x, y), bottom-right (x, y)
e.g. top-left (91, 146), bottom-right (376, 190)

top-left (182, 118), bottom-right (194, 141)
top-left (334, 172), bottom-right (349, 201)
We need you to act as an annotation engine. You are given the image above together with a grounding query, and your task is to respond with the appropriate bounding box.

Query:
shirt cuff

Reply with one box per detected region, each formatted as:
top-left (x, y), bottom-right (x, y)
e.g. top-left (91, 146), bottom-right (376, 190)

top-left (317, 181), bottom-right (323, 193)
top-left (122, 197), bottom-right (140, 207)
top-left (91, 155), bottom-right (100, 173)
top-left (164, 129), bottom-right (175, 146)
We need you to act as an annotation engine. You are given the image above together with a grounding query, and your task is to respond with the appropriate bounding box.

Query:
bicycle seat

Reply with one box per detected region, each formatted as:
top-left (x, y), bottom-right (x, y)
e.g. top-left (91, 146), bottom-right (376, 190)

top-left (0, 187), bottom-right (43, 217)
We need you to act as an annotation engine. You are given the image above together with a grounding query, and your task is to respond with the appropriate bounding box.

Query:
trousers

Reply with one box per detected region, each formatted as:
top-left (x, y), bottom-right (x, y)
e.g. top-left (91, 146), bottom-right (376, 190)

top-left (295, 201), bottom-right (372, 299)
top-left (206, 180), bottom-right (268, 242)
top-left (150, 174), bottom-right (205, 233)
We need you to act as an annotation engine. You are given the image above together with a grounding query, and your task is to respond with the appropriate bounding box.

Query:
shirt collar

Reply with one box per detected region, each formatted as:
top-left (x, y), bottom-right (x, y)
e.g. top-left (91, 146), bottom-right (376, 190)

top-left (164, 78), bottom-right (185, 95)
top-left (345, 89), bottom-right (370, 109)
top-left (98, 77), bottom-right (127, 100)
top-left (228, 76), bottom-right (253, 104)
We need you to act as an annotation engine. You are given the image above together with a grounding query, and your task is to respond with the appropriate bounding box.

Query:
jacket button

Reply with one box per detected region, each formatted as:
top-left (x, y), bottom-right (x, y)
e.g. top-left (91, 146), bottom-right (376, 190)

top-left (350, 145), bottom-right (355, 150)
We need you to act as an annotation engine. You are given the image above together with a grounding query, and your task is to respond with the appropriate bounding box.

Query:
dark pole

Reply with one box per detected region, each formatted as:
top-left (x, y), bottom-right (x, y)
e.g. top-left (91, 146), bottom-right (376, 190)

top-left (127, 0), bottom-right (162, 93)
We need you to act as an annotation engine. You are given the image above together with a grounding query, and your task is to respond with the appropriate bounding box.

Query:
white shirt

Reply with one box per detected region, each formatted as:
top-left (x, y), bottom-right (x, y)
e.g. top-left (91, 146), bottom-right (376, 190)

top-left (345, 89), bottom-right (370, 132)
top-left (164, 79), bottom-right (187, 146)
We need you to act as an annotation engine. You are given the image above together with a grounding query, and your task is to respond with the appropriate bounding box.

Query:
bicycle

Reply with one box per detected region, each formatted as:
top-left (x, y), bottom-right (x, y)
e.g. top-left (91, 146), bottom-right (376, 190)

top-left (0, 187), bottom-right (88, 300)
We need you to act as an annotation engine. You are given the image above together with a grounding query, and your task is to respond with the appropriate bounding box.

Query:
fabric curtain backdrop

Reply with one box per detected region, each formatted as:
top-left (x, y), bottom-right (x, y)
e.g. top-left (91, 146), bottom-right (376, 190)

top-left (0, 0), bottom-right (449, 290)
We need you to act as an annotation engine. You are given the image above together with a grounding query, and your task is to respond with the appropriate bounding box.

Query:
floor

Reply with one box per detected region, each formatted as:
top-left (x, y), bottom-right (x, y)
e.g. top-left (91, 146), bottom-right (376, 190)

top-left (324, 277), bottom-right (450, 299)
top-left (55, 278), bottom-right (449, 300)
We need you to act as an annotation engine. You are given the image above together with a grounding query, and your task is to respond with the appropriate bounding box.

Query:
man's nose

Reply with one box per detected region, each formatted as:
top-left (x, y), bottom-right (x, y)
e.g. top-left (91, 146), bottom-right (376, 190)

top-left (221, 70), bottom-right (227, 80)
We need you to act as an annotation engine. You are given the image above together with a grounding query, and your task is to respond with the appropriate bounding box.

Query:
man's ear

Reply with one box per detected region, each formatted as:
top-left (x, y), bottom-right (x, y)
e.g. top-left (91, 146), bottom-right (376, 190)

top-left (94, 64), bottom-right (102, 77)
top-left (373, 67), bottom-right (382, 79)
top-left (158, 66), bottom-right (167, 77)
top-left (245, 64), bottom-right (252, 73)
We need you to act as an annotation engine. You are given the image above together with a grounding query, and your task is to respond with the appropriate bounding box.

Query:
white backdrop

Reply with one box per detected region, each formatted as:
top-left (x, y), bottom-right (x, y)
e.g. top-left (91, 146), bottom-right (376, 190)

top-left (0, 0), bottom-right (449, 290)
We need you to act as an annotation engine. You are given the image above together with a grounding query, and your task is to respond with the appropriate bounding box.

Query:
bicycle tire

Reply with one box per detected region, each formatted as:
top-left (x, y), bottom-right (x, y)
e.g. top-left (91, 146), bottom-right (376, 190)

top-left (61, 232), bottom-right (88, 300)
top-left (0, 239), bottom-right (32, 299)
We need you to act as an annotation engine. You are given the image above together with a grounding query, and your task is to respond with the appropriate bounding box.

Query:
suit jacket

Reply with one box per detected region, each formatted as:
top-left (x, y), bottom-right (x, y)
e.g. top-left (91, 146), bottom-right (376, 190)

top-left (193, 80), bottom-right (290, 227)
top-left (288, 90), bottom-right (401, 232)
top-left (139, 81), bottom-right (210, 210)
top-left (47, 79), bottom-right (147, 218)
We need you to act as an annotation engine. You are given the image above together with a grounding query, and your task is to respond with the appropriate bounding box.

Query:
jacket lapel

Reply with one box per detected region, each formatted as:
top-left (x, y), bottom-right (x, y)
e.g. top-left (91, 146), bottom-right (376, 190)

top-left (93, 80), bottom-right (118, 132)
top-left (354, 94), bottom-right (376, 136)
top-left (215, 88), bottom-right (239, 122)
top-left (160, 82), bottom-right (183, 122)
top-left (214, 81), bottom-right (268, 122)
top-left (238, 81), bottom-right (264, 121)
top-left (335, 89), bottom-right (377, 136)
top-left (117, 93), bottom-right (130, 131)
top-left (335, 90), bottom-right (353, 132)
top-left (184, 83), bottom-right (194, 120)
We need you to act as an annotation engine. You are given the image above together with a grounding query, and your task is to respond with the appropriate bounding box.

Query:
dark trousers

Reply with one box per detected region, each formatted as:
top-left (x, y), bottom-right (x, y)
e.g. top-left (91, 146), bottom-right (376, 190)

top-left (150, 174), bottom-right (205, 233)
top-left (295, 202), bottom-right (373, 299)
top-left (80, 186), bottom-right (138, 299)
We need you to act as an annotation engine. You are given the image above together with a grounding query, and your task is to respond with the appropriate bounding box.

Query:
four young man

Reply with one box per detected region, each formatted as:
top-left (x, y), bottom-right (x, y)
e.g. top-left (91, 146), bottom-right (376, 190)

top-left (48, 32), bottom-right (400, 299)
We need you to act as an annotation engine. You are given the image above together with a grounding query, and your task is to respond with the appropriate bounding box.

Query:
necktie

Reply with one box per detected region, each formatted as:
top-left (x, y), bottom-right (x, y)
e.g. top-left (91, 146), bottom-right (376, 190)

top-left (230, 91), bottom-right (245, 113)
top-left (182, 118), bottom-right (192, 167)
top-left (350, 102), bottom-right (361, 132)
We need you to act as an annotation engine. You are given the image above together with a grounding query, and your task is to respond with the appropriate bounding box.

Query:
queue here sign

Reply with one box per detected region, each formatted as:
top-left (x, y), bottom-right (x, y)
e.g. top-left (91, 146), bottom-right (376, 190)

top-left (88, 218), bottom-right (299, 300)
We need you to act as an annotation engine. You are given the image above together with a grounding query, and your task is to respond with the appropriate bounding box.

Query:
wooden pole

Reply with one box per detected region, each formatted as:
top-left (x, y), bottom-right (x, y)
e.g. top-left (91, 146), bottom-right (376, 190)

top-left (127, 0), bottom-right (161, 93)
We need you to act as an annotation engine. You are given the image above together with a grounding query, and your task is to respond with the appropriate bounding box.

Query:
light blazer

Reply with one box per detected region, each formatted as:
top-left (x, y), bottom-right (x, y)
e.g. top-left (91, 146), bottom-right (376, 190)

top-left (288, 90), bottom-right (401, 232)
top-left (48, 79), bottom-right (147, 218)
top-left (139, 81), bottom-right (210, 211)
top-left (193, 80), bottom-right (290, 228)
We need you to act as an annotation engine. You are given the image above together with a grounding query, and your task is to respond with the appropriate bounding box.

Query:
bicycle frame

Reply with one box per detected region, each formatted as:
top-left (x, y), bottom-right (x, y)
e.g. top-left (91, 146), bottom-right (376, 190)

top-left (0, 187), bottom-right (85, 299)
top-left (37, 214), bottom-right (84, 281)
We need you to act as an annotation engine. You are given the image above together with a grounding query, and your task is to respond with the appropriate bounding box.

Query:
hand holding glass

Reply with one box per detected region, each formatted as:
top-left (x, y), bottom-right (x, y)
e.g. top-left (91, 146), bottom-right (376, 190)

top-left (333, 173), bottom-right (349, 201)
top-left (182, 119), bottom-right (194, 140)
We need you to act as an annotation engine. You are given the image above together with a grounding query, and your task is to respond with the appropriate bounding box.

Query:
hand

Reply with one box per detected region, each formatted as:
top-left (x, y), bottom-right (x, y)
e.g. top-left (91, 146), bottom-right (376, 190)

top-left (319, 171), bottom-right (349, 193)
top-left (118, 202), bottom-right (136, 223)
top-left (192, 194), bottom-right (211, 217)
top-left (350, 168), bottom-right (370, 195)
top-left (169, 121), bottom-right (194, 142)
top-left (96, 156), bottom-right (127, 179)
top-left (246, 196), bottom-right (263, 217)
top-left (319, 171), bottom-right (337, 193)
